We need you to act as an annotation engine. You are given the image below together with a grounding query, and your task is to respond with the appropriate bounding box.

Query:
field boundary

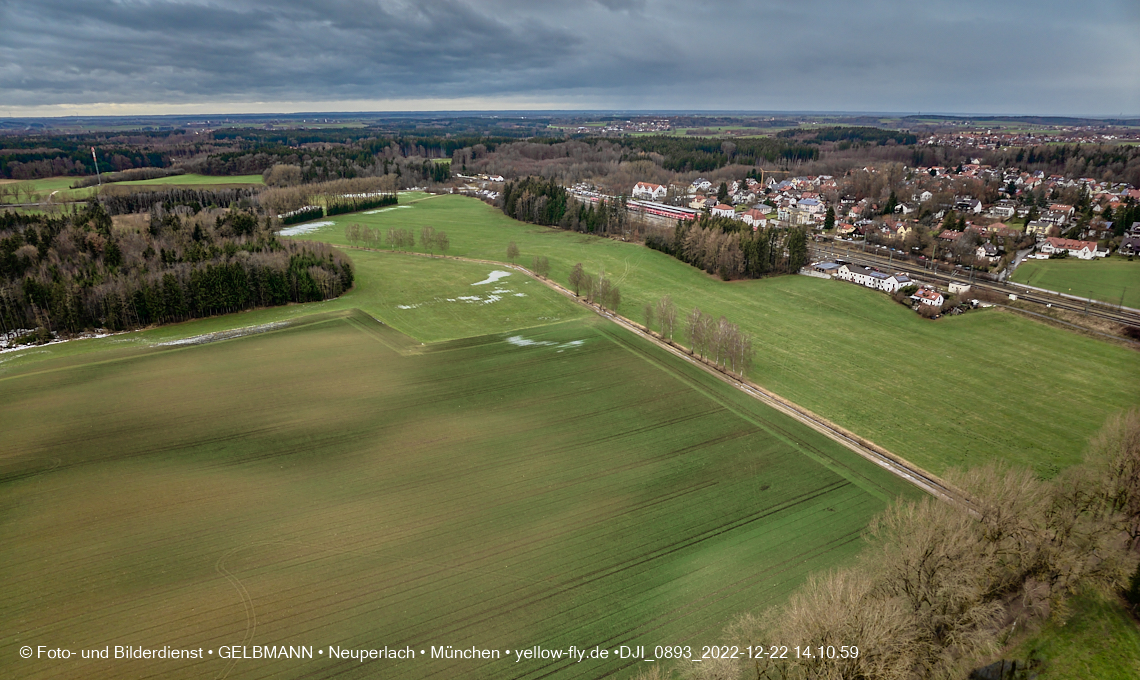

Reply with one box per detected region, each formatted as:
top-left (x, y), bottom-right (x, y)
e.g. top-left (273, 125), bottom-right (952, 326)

top-left (336, 244), bottom-right (972, 507)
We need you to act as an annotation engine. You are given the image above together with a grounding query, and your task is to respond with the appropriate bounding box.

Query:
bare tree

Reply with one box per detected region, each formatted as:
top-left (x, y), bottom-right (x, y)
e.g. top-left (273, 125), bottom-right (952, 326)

top-left (1084, 408), bottom-right (1140, 548)
top-left (580, 273), bottom-right (597, 303)
top-left (436, 231), bottom-right (450, 257)
top-left (568, 262), bottom-right (585, 296)
top-left (657, 296), bottom-right (677, 342)
top-left (531, 255), bottom-right (550, 278)
top-left (421, 225), bottom-right (437, 256)
top-left (506, 241), bottom-right (520, 262)
top-left (686, 307), bottom-right (705, 356)
top-left (643, 302), bottom-right (656, 333)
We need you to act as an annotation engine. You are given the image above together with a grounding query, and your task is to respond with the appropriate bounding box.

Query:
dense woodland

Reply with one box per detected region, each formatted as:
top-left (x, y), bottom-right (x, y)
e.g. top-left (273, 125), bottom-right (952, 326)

top-left (0, 205), bottom-right (353, 339)
top-left (648, 215), bottom-right (809, 280)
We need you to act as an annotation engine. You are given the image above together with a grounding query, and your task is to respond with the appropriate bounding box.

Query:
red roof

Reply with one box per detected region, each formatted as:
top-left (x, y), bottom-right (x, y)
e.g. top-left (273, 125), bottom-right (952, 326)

top-left (1045, 237), bottom-right (1097, 251)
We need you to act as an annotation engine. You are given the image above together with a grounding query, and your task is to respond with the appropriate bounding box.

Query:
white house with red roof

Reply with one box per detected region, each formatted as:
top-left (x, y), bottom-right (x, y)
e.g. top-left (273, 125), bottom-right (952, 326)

top-left (910, 287), bottom-right (944, 307)
top-left (741, 209), bottom-right (768, 229)
top-left (710, 204), bottom-right (736, 218)
top-left (632, 182), bottom-right (667, 200)
top-left (1039, 237), bottom-right (1102, 260)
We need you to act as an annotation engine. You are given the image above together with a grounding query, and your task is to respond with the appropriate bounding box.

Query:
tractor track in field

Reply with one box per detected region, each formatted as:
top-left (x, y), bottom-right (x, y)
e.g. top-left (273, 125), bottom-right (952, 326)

top-left (338, 245), bottom-right (973, 510)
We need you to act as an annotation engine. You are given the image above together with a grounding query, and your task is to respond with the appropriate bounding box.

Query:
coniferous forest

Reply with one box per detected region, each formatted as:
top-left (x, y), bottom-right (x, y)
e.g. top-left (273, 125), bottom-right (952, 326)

top-left (0, 204), bottom-right (353, 339)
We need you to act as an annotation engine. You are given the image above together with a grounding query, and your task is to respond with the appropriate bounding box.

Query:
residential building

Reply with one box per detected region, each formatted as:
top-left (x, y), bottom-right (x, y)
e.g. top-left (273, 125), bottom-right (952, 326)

top-left (911, 287), bottom-right (945, 307)
top-left (632, 182), bottom-right (668, 200)
top-left (1039, 237), bottom-right (1101, 260)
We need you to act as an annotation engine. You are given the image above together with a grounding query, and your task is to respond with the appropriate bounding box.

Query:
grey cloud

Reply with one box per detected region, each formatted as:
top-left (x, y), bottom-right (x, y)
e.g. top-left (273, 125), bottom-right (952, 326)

top-left (0, 0), bottom-right (1136, 114)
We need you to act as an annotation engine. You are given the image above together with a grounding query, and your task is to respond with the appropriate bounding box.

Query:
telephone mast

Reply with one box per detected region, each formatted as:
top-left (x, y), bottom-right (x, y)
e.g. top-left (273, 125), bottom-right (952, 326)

top-left (91, 147), bottom-right (103, 187)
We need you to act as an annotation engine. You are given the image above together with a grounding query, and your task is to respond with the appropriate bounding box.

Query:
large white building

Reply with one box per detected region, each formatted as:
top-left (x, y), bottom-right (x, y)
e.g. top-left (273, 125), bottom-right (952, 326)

top-left (1038, 237), bottom-right (1102, 260)
top-left (632, 182), bottom-right (667, 200)
top-left (835, 264), bottom-right (912, 293)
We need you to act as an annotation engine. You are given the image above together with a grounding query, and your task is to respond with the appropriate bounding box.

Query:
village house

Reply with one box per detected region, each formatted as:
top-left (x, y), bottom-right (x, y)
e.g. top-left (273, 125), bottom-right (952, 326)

top-left (1038, 237), bottom-right (1102, 260)
top-left (1119, 235), bottom-right (1140, 256)
top-left (911, 287), bottom-right (945, 307)
top-left (741, 209), bottom-right (768, 229)
top-left (710, 203), bottom-right (736, 218)
top-left (632, 182), bottom-right (668, 200)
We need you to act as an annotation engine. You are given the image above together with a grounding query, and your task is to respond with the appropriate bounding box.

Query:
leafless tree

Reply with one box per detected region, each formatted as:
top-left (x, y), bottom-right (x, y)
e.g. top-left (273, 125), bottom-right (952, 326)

top-left (421, 225), bottom-right (437, 256)
top-left (568, 262), bottom-right (585, 296)
top-left (657, 295), bottom-right (677, 342)
top-left (506, 241), bottom-right (520, 262)
top-left (531, 255), bottom-right (550, 278)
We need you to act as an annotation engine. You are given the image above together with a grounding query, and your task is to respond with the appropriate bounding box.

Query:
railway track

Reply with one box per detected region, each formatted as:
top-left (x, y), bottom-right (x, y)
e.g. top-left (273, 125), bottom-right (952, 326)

top-left (812, 245), bottom-right (1140, 328)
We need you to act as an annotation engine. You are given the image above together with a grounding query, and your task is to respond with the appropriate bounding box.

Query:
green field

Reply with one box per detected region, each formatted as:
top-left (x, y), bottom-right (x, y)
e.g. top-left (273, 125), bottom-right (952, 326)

top-left (0, 173), bottom-right (264, 205)
top-left (1012, 257), bottom-right (1140, 309)
top-left (1009, 590), bottom-right (1140, 679)
top-left (283, 194), bottom-right (1140, 477)
top-left (0, 176), bottom-right (97, 203)
top-left (0, 308), bottom-right (915, 679)
top-left (116, 173), bottom-right (265, 187)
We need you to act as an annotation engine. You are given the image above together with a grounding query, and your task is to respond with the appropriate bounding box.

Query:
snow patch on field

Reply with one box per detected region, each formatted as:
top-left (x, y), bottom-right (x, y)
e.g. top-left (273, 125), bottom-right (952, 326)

top-left (1, 329), bottom-right (117, 354)
top-left (156, 322), bottom-right (289, 346)
top-left (506, 336), bottom-right (585, 350)
top-left (506, 336), bottom-right (555, 348)
top-left (472, 271), bottom-right (511, 286)
top-left (363, 206), bottom-right (410, 215)
top-left (279, 221), bottom-right (334, 236)
top-left (396, 303), bottom-right (422, 310)
top-left (514, 293), bottom-right (527, 297)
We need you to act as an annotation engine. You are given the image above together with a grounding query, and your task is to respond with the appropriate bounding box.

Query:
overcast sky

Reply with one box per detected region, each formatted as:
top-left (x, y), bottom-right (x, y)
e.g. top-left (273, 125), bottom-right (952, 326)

top-left (1, 0), bottom-right (1138, 117)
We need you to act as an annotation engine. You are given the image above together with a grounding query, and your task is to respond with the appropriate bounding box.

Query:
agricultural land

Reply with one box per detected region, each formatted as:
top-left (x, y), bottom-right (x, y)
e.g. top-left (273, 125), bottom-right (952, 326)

top-left (285, 193), bottom-right (1140, 477)
top-left (0, 299), bottom-right (917, 678)
top-left (1011, 257), bottom-right (1140, 309)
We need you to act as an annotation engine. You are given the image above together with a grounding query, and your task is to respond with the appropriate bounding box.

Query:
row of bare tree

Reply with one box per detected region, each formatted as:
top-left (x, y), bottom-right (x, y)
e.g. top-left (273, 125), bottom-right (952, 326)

top-left (567, 262), bottom-right (621, 312)
top-left (684, 308), bottom-right (754, 377)
top-left (639, 409), bottom-right (1140, 680)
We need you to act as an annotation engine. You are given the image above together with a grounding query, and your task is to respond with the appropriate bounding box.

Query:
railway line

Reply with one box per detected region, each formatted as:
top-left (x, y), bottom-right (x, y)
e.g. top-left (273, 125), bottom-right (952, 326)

top-left (811, 244), bottom-right (1140, 328)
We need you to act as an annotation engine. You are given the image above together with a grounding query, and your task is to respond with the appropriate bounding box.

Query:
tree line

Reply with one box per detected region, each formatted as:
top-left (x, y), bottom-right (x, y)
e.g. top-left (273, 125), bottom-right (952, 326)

top-left (683, 307), bottom-right (754, 377)
top-left (777, 126), bottom-right (919, 147)
top-left (99, 186), bottom-right (264, 217)
top-left (568, 263), bottom-right (622, 312)
top-left (611, 136), bottom-right (821, 172)
top-left (637, 409), bottom-right (1140, 680)
top-left (647, 216), bottom-right (809, 280)
top-left (0, 205), bottom-right (353, 340)
top-left (501, 176), bottom-right (570, 226)
top-left (325, 193), bottom-right (398, 217)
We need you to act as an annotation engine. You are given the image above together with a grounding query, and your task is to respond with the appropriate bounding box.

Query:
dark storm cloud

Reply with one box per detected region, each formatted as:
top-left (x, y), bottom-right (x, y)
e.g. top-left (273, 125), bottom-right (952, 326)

top-left (0, 0), bottom-right (1136, 114)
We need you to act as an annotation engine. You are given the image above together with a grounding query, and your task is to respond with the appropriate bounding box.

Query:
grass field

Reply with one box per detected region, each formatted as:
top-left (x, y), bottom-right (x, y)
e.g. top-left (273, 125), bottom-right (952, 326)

top-left (282, 194), bottom-right (1140, 477)
top-left (0, 176), bottom-right (97, 203)
top-left (0, 311), bottom-right (916, 680)
top-left (1008, 590), bottom-right (1140, 679)
top-left (0, 252), bottom-right (587, 377)
top-left (0, 173), bottom-right (264, 204)
top-left (1011, 257), bottom-right (1140, 309)
top-left (116, 173), bottom-right (265, 187)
